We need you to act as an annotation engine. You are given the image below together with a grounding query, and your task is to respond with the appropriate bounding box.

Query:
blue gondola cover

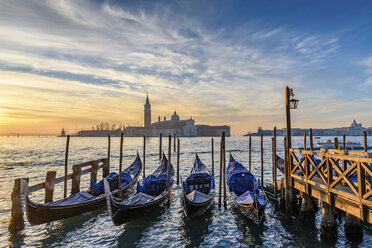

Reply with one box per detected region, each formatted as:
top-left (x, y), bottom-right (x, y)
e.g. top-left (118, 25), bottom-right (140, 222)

top-left (235, 191), bottom-right (266, 206)
top-left (227, 158), bottom-right (260, 196)
top-left (91, 156), bottom-right (142, 195)
top-left (45, 191), bottom-right (96, 206)
top-left (183, 155), bottom-right (214, 195)
top-left (137, 155), bottom-right (174, 196)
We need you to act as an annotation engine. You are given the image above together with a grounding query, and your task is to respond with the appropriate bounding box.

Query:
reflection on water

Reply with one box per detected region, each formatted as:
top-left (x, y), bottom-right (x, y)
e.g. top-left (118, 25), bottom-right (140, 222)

top-left (118, 207), bottom-right (164, 247)
top-left (231, 205), bottom-right (265, 246)
top-left (180, 206), bottom-right (213, 247)
top-left (1, 136), bottom-right (372, 247)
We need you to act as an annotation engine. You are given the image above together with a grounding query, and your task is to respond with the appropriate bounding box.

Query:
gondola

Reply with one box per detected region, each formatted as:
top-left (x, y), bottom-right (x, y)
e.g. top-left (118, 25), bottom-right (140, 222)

top-left (105, 154), bottom-right (174, 225)
top-left (227, 155), bottom-right (266, 224)
top-left (181, 154), bottom-right (214, 218)
top-left (24, 153), bottom-right (142, 225)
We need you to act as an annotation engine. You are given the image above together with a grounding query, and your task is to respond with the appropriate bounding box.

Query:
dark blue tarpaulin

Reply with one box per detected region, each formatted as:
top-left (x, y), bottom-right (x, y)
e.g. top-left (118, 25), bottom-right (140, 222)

top-left (45, 192), bottom-right (95, 207)
top-left (137, 155), bottom-right (174, 196)
top-left (183, 155), bottom-right (214, 194)
top-left (227, 157), bottom-right (260, 196)
top-left (91, 155), bottom-right (142, 195)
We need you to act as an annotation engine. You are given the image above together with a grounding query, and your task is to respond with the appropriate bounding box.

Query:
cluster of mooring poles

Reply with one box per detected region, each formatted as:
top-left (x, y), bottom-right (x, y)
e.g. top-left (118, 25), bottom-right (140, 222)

top-left (265, 86), bottom-right (372, 240)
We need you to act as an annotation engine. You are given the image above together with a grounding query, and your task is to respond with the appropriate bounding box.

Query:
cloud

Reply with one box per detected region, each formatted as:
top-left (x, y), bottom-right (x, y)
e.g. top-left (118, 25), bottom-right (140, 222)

top-left (0, 0), bottom-right (369, 135)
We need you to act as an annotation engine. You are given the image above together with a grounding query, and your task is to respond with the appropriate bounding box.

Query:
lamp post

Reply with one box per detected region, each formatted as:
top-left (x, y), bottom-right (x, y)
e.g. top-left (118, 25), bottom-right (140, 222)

top-left (285, 86), bottom-right (299, 213)
top-left (285, 86), bottom-right (299, 152)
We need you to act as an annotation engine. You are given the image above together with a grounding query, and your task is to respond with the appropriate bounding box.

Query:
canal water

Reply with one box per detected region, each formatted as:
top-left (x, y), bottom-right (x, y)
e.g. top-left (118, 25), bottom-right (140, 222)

top-left (1, 136), bottom-right (371, 247)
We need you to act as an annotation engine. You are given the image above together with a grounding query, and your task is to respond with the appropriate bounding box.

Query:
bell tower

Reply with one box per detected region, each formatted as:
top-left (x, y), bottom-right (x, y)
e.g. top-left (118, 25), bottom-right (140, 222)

top-left (144, 94), bottom-right (151, 127)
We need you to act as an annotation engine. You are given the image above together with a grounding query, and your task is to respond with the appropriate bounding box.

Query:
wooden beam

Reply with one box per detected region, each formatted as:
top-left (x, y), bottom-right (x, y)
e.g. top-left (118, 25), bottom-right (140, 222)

top-left (30, 163), bottom-right (102, 193)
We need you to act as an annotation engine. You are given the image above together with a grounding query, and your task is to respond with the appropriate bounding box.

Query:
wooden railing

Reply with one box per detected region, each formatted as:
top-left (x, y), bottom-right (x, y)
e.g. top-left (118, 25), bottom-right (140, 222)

top-left (9, 158), bottom-right (109, 232)
top-left (289, 148), bottom-right (372, 223)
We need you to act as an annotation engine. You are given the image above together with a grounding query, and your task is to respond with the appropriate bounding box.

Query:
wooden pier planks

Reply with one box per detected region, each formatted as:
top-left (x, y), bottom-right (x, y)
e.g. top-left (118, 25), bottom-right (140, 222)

top-left (288, 148), bottom-right (372, 223)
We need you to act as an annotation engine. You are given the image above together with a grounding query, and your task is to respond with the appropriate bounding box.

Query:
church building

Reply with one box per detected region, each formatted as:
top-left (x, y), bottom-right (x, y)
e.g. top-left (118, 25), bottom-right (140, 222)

top-left (124, 95), bottom-right (230, 137)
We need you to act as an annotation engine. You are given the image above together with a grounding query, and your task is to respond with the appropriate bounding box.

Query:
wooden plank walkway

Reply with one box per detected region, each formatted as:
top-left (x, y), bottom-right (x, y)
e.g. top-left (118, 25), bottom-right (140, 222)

top-left (288, 148), bottom-right (372, 223)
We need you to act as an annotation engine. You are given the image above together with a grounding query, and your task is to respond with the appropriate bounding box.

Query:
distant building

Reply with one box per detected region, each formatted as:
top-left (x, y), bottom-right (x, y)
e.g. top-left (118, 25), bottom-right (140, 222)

top-left (347, 119), bottom-right (367, 136)
top-left (124, 95), bottom-right (230, 137)
top-left (60, 128), bottom-right (66, 137)
top-left (244, 119), bottom-right (371, 136)
top-left (144, 94), bottom-right (151, 128)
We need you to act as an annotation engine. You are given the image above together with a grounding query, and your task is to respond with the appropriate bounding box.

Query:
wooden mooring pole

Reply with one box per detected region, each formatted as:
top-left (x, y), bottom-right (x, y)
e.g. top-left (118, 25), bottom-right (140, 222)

top-left (143, 136), bottom-right (146, 179)
top-left (64, 135), bottom-right (70, 198)
top-left (334, 137), bottom-right (338, 149)
top-left (272, 127), bottom-right (277, 197)
top-left (8, 179), bottom-right (25, 232)
top-left (309, 129), bottom-right (314, 151)
top-left (261, 134), bottom-right (264, 188)
top-left (71, 164), bottom-right (81, 195)
top-left (249, 136), bottom-right (252, 172)
top-left (118, 132), bottom-right (123, 198)
top-left (105, 135), bottom-right (110, 178)
top-left (343, 134), bottom-right (346, 151)
top-left (45, 171), bottom-right (56, 203)
top-left (364, 131), bottom-right (368, 152)
top-left (167, 135), bottom-right (171, 206)
top-left (174, 133), bottom-right (176, 153)
top-left (90, 160), bottom-right (99, 188)
top-left (211, 138), bottom-right (214, 175)
top-left (159, 133), bottom-right (162, 160)
top-left (222, 132), bottom-right (227, 209)
top-left (218, 133), bottom-right (223, 208)
top-left (303, 133), bottom-right (307, 150)
top-left (177, 138), bottom-right (180, 185)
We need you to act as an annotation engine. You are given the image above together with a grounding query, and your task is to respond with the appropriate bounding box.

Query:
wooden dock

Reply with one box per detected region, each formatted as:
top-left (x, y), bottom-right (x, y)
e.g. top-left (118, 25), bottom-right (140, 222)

top-left (288, 148), bottom-right (372, 223)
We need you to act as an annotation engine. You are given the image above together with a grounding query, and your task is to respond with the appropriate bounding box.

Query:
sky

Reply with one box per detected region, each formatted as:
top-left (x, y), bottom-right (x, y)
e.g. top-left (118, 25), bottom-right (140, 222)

top-left (0, 0), bottom-right (372, 135)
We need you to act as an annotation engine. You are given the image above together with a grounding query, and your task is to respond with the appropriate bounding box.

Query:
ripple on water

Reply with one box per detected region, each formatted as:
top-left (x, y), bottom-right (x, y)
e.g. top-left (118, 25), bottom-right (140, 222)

top-left (1, 136), bottom-right (372, 247)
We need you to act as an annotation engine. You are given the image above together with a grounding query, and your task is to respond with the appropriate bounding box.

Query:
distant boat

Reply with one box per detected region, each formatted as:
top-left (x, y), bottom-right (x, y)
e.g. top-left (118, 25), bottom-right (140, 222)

top-left (314, 137), bottom-right (321, 139)
top-left (317, 139), bottom-right (361, 149)
top-left (181, 154), bottom-right (215, 218)
top-left (227, 155), bottom-right (266, 224)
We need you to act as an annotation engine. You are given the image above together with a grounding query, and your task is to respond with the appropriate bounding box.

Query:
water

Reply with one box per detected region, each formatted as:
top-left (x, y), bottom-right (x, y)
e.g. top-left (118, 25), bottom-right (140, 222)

top-left (1, 136), bottom-right (371, 247)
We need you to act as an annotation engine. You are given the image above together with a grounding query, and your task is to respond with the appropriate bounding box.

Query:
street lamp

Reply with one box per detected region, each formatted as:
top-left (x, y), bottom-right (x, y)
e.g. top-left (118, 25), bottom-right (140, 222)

top-left (285, 86), bottom-right (299, 206)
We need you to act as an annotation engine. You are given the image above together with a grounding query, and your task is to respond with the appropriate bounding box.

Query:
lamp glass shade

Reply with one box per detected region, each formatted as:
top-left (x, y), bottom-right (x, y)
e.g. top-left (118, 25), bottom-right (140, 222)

top-left (289, 99), bottom-right (299, 109)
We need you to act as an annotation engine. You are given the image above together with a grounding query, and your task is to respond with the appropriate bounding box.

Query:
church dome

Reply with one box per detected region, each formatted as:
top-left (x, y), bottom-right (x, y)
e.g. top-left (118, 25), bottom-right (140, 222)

top-left (171, 111), bottom-right (180, 121)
